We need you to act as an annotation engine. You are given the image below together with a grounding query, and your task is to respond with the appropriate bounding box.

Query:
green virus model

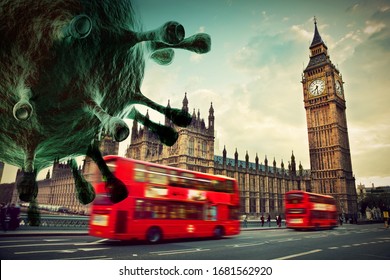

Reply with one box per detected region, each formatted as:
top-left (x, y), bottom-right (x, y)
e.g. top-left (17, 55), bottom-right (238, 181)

top-left (0, 0), bottom-right (211, 205)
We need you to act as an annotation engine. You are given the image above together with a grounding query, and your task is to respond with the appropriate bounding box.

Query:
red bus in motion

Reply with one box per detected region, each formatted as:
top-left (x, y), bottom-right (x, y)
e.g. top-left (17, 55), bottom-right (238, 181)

top-left (284, 190), bottom-right (338, 230)
top-left (88, 156), bottom-right (240, 242)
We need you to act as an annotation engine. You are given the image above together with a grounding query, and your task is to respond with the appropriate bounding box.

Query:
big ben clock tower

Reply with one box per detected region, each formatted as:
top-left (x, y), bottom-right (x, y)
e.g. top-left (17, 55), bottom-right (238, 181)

top-left (301, 19), bottom-right (357, 219)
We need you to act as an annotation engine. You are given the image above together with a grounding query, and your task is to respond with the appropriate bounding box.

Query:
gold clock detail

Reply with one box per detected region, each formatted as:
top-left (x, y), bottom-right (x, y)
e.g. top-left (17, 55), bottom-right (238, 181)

top-left (309, 79), bottom-right (325, 96)
top-left (336, 80), bottom-right (343, 96)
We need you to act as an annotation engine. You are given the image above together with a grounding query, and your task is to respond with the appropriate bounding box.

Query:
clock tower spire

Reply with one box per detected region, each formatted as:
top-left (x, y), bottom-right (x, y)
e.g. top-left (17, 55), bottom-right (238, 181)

top-left (301, 18), bottom-right (357, 220)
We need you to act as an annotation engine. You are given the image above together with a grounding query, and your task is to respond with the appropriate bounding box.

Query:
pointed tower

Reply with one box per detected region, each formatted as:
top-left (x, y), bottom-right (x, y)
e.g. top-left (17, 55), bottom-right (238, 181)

top-left (208, 102), bottom-right (215, 135)
top-left (301, 18), bottom-right (357, 218)
top-left (182, 92), bottom-right (189, 113)
top-left (165, 100), bottom-right (172, 127)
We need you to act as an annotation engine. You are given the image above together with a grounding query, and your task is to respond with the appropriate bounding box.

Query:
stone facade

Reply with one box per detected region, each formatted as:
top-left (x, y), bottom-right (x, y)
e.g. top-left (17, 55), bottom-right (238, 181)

top-left (301, 20), bottom-right (358, 218)
top-left (126, 93), bottom-right (311, 218)
top-left (10, 135), bottom-right (119, 214)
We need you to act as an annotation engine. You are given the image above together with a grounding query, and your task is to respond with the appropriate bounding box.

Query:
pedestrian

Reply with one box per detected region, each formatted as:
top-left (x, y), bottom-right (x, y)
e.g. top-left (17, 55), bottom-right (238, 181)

top-left (244, 215), bottom-right (248, 228)
top-left (277, 214), bottom-right (282, 228)
top-left (267, 214), bottom-right (271, 227)
top-left (260, 215), bottom-right (264, 227)
top-left (9, 203), bottom-right (20, 230)
top-left (0, 203), bottom-right (9, 232)
top-left (339, 215), bottom-right (343, 226)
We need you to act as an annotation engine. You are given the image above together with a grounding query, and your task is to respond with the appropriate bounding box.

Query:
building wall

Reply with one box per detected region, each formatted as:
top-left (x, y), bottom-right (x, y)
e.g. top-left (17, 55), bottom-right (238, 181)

top-left (10, 135), bottom-right (119, 214)
top-left (126, 94), bottom-right (311, 218)
top-left (0, 161), bottom-right (4, 183)
top-left (301, 21), bottom-right (357, 218)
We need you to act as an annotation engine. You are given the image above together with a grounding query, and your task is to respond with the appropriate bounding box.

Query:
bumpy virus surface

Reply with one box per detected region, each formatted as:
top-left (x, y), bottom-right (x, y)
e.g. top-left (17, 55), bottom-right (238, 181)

top-left (0, 0), bottom-right (211, 204)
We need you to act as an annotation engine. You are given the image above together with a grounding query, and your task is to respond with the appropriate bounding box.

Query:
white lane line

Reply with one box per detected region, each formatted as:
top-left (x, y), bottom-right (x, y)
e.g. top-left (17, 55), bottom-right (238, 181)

top-left (277, 238), bottom-right (302, 243)
top-left (273, 249), bottom-right (322, 260)
top-left (150, 248), bottom-right (210, 256)
top-left (1, 239), bottom-right (107, 249)
top-left (14, 247), bottom-right (109, 255)
top-left (0, 242), bottom-right (76, 249)
top-left (57, 255), bottom-right (109, 260)
top-left (73, 238), bottom-right (109, 246)
top-left (227, 242), bottom-right (267, 248)
top-left (0, 239), bottom-right (42, 244)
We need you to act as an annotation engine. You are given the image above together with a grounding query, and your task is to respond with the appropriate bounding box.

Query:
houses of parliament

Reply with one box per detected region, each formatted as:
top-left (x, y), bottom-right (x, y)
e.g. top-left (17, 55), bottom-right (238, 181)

top-left (2, 21), bottom-right (358, 219)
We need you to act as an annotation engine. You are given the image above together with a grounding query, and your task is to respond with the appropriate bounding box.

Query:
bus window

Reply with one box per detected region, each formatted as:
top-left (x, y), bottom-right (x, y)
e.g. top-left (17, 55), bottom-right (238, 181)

top-left (134, 163), bottom-right (146, 182)
top-left (225, 180), bottom-right (234, 193)
top-left (149, 167), bottom-right (168, 185)
top-left (196, 179), bottom-right (209, 191)
top-left (94, 193), bottom-right (113, 205)
top-left (168, 170), bottom-right (181, 186)
top-left (181, 172), bottom-right (195, 188)
top-left (286, 192), bottom-right (304, 204)
top-left (135, 199), bottom-right (144, 219)
top-left (178, 204), bottom-right (186, 219)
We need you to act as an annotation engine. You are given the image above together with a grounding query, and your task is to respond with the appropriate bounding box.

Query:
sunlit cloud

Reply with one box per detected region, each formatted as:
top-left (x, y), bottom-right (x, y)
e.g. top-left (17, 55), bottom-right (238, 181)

top-left (364, 20), bottom-right (386, 35)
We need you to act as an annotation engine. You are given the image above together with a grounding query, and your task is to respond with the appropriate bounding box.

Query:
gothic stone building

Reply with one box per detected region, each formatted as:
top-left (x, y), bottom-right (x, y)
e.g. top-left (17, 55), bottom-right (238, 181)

top-left (126, 93), bottom-right (311, 218)
top-left (10, 135), bottom-right (119, 215)
top-left (126, 21), bottom-right (358, 219)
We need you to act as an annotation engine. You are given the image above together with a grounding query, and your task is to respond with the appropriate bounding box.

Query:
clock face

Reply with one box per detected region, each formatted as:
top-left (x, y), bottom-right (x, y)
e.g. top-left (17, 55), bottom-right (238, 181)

top-left (336, 80), bottom-right (343, 96)
top-left (309, 79), bottom-right (325, 96)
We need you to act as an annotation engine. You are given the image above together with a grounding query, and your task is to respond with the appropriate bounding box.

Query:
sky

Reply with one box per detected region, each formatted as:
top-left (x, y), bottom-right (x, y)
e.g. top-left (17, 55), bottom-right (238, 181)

top-left (1, 0), bottom-right (390, 189)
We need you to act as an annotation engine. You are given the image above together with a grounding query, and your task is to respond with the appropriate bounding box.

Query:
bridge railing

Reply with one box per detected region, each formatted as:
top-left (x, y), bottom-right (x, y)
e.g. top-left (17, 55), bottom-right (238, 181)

top-left (19, 214), bottom-right (89, 228)
top-left (16, 215), bottom-right (283, 229)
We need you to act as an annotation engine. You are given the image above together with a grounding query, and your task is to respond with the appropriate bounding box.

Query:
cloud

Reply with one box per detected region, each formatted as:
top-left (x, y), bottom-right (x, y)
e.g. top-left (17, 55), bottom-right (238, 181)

top-left (364, 20), bottom-right (386, 35)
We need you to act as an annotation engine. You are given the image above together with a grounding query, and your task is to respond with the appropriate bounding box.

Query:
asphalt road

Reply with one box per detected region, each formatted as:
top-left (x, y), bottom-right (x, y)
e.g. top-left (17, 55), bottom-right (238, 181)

top-left (1, 223), bottom-right (389, 260)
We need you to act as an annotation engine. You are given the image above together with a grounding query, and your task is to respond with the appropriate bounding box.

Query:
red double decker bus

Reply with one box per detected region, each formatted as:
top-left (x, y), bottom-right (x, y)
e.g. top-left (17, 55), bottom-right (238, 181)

top-left (88, 156), bottom-right (240, 242)
top-left (284, 190), bottom-right (338, 230)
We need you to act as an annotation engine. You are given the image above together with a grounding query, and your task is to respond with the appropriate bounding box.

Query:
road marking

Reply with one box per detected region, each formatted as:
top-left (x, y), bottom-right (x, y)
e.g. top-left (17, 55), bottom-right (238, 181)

top-left (150, 248), bottom-right (210, 256)
top-left (57, 255), bottom-right (109, 260)
top-left (277, 238), bottom-right (302, 243)
top-left (328, 247), bottom-right (339, 250)
top-left (0, 242), bottom-right (76, 249)
top-left (1, 240), bottom-right (106, 249)
top-left (227, 242), bottom-right (267, 248)
top-left (43, 239), bottom-right (70, 242)
top-left (273, 249), bottom-right (322, 260)
top-left (0, 239), bottom-right (40, 244)
top-left (90, 238), bottom-right (109, 244)
top-left (14, 247), bottom-right (109, 255)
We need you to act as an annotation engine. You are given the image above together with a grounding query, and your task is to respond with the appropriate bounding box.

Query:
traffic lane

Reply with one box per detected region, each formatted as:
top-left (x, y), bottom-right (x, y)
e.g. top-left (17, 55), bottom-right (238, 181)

top-left (1, 225), bottom-right (389, 260)
top-left (117, 228), bottom-right (390, 260)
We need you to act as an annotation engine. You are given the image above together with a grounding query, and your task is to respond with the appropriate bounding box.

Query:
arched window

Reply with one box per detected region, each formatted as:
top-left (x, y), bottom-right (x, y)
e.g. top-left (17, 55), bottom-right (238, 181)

top-left (188, 138), bottom-right (194, 156)
top-left (202, 141), bottom-right (207, 157)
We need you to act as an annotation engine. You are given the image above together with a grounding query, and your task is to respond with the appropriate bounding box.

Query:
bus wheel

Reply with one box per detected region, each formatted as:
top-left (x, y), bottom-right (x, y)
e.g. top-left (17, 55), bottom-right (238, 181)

top-left (213, 226), bottom-right (224, 239)
top-left (146, 227), bottom-right (162, 243)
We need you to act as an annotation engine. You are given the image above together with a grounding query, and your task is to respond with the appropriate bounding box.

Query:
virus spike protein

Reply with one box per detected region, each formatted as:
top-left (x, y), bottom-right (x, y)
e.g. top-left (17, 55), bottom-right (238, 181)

top-left (0, 0), bottom-right (211, 207)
